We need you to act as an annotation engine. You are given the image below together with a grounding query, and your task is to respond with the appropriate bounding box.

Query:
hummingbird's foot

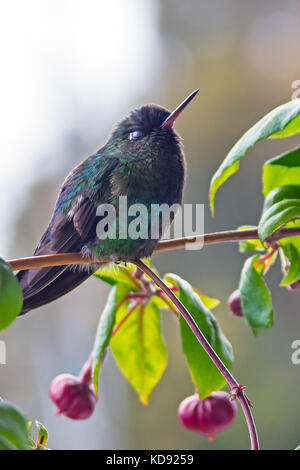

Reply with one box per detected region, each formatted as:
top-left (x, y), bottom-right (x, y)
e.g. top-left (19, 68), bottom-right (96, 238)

top-left (114, 259), bottom-right (127, 267)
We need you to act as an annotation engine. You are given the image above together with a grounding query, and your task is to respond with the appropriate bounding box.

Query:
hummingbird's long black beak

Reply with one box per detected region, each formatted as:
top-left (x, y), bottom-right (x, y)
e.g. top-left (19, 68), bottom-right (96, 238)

top-left (161, 89), bottom-right (199, 129)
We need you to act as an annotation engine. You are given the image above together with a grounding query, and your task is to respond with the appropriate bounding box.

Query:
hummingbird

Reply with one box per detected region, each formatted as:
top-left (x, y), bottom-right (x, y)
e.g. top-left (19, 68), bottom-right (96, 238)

top-left (17, 90), bottom-right (199, 314)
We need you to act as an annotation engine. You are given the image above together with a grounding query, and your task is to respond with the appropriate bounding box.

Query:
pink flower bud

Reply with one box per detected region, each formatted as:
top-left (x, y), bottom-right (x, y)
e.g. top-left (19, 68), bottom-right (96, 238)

top-left (281, 261), bottom-right (300, 291)
top-left (285, 279), bottom-right (300, 291)
top-left (178, 392), bottom-right (237, 440)
top-left (49, 360), bottom-right (97, 420)
top-left (228, 289), bottom-right (243, 317)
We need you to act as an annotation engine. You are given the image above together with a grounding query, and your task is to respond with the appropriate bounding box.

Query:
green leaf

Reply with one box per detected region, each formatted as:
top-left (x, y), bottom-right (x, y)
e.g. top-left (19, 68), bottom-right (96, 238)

top-left (192, 289), bottom-right (220, 310)
top-left (152, 288), bottom-right (220, 312)
top-left (262, 185), bottom-right (300, 214)
top-left (280, 243), bottom-right (300, 286)
top-left (92, 283), bottom-right (131, 394)
top-left (35, 421), bottom-right (48, 449)
top-left (167, 274), bottom-right (233, 399)
top-left (0, 435), bottom-right (18, 450)
top-left (239, 239), bottom-right (265, 253)
top-left (262, 186), bottom-right (300, 274)
top-left (110, 301), bottom-right (167, 404)
top-left (258, 199), bottom-right (300, 243)
top-left (94, 263), bottom-right (137, 288)
top-left (278, 217), bottom-right (300, 278)
top-left (151, 293), bottom-right (171, 308)
top-left (0, 258), bottom-right (23, 331)
top-left (239, 255), bottom-right (273, 334)
top-left (263, 148), bottom-right (300, 196)
top-left (271, 112), bottom-right (300, 138)
top-left (238, 226), bottom-right (265, 253)
top-left (295, 445), bottom-right (300, 450)
top-left (209, 100), bottom-right (300, 213)
top-left (0, 401), bottom-right (31, 450)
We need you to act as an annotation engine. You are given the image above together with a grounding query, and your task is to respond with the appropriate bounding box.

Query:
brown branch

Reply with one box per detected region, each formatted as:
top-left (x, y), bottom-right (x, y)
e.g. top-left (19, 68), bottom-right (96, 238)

top-left (8, 227), bottom-right (300, 271)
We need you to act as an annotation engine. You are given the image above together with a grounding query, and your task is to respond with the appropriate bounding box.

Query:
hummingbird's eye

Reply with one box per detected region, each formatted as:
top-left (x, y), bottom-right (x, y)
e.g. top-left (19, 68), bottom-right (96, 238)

top-left (128, 130), bottom-right (144, 141)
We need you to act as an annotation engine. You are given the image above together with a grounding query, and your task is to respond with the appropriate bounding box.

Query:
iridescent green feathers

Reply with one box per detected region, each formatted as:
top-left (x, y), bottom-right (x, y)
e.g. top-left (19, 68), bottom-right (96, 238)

top-left (17, 103), bottom-right (186, 314)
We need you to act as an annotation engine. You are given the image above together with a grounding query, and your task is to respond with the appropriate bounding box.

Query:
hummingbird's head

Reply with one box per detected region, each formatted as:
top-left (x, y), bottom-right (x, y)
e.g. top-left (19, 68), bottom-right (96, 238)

top-left (106, 90), bottom-right (199, 162)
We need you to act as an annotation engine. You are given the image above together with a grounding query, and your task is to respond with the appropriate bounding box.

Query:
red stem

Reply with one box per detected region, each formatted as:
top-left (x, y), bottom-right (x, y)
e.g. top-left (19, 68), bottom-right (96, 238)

top-left (134, 259), bottom-right (259, 451)
top-left (112, 299), bottom-right (143, 336)
top-left (156, 291), bottom-right (179, 318)
top-left (79, 356), bottom-right (93, 386)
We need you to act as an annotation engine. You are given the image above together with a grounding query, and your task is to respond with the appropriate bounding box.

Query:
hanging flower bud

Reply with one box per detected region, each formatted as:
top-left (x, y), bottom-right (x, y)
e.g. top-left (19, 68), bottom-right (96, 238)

top-left (49, 359), bottom-right (97, 420)
top-left (228, 289), bottom-right (243, 317)
top-left (178, 392), bottom-right (237, 440)
top-left (281, 259), bottom-right (300, 291)
top-left (286, 279), bottom-right (300, 291)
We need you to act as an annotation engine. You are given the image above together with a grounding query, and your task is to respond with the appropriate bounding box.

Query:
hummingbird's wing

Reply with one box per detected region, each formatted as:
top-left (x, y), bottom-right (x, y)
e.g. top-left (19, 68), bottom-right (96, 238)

top-left (17, 199), bottom-right (101, 314)
top-left (17, 158), bottom-right (119, 314)
top-left (19, 267), bottom-right (93, 314)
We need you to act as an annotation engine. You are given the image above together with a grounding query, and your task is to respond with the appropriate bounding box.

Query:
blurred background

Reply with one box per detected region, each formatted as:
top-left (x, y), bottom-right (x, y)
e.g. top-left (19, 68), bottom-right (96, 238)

top-left (1, 0), bottom-right (300, 450)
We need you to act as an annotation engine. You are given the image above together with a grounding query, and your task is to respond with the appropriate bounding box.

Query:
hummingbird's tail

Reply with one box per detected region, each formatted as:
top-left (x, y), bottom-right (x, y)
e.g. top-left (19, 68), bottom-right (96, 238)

top-left (17, 266), bottom-right (94, 315)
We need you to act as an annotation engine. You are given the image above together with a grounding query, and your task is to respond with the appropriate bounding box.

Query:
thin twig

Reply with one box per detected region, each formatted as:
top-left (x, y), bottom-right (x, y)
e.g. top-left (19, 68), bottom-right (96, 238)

top-left (7, 227), bottom-right (300, 271)
top-left (134, 259), bottom-right (259, 451)
top-left (6, 226), bottom-right (298, 448)
top-left (6, 226), bottom-right (289, 448)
